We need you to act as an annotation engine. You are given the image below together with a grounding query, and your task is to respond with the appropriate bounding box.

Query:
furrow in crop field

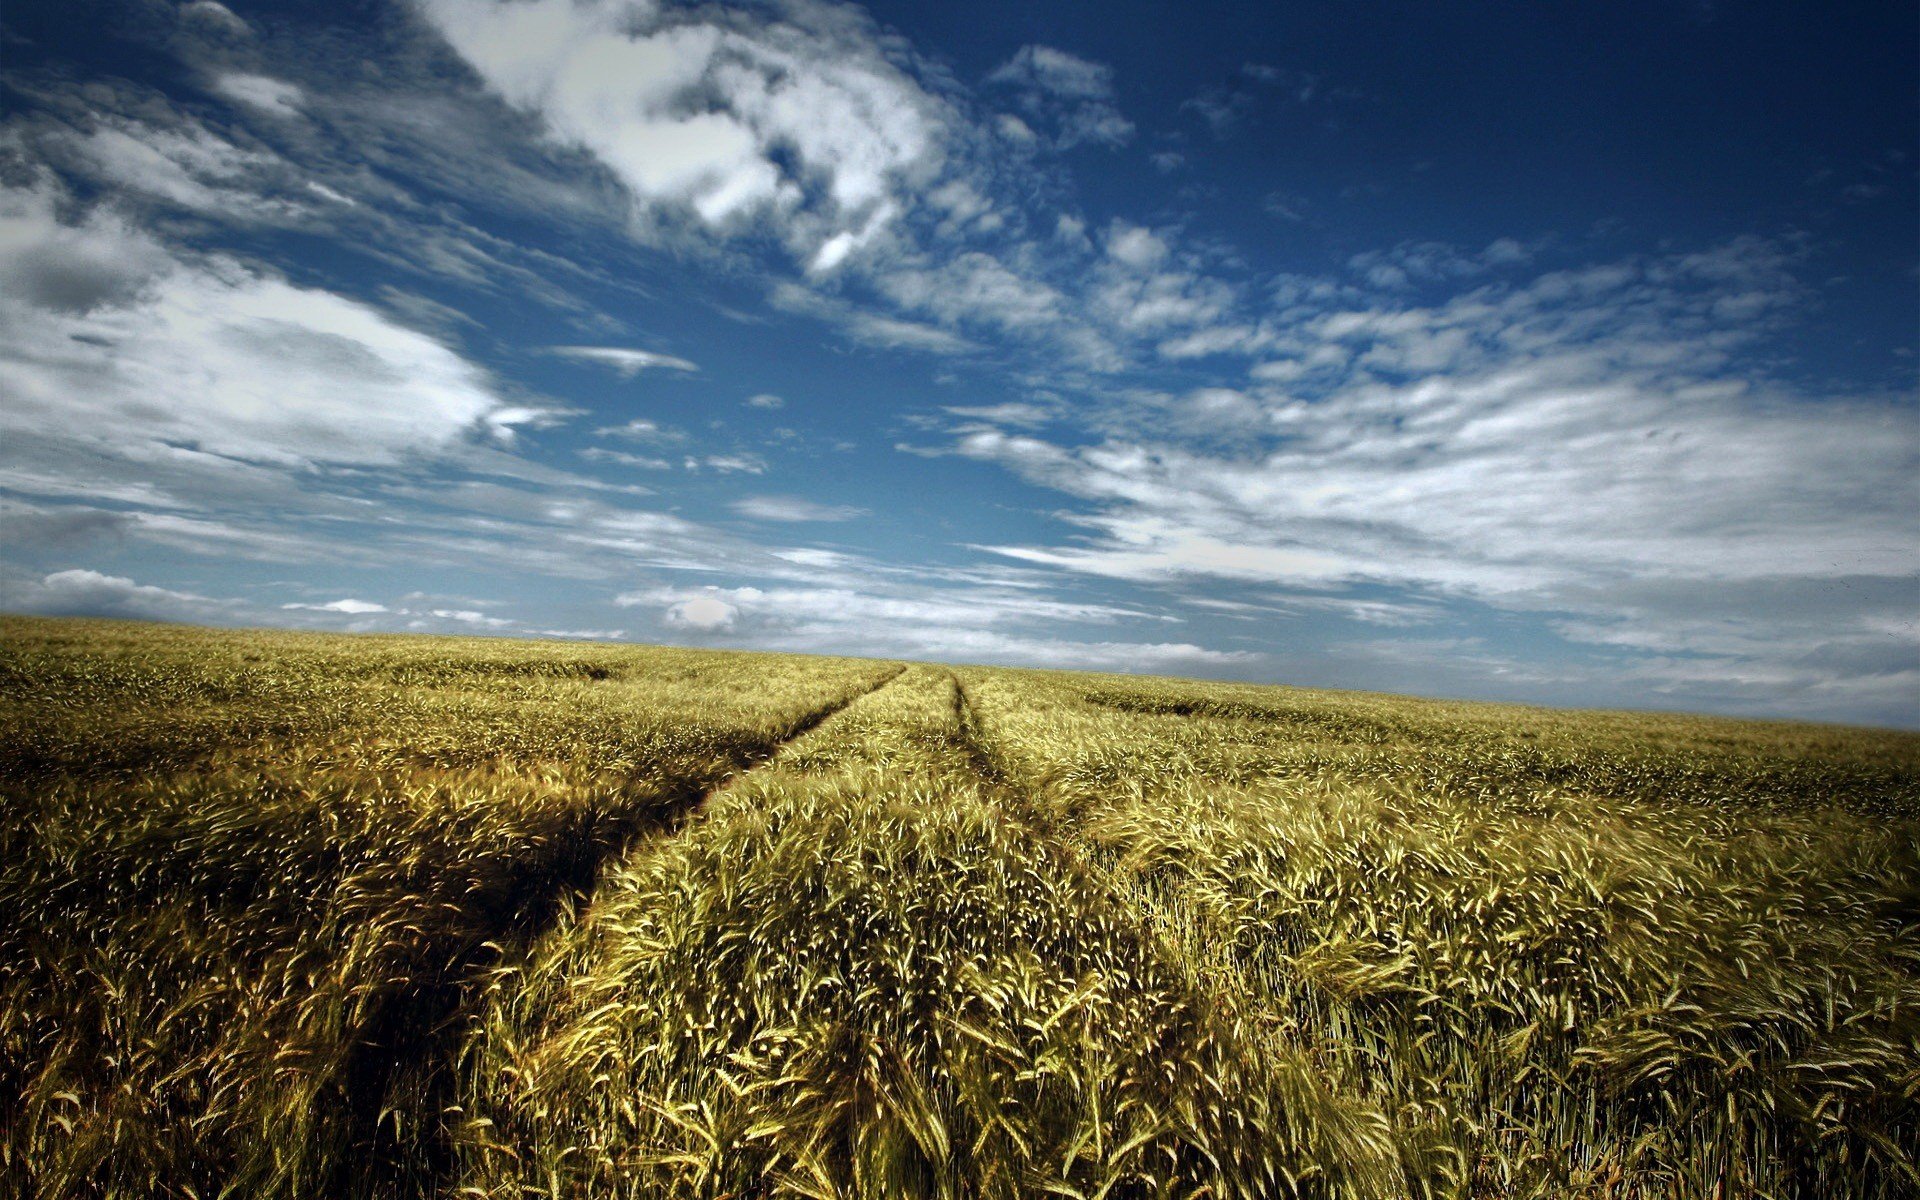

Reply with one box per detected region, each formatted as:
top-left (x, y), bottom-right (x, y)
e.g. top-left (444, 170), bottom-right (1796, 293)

top-left (448, 666), bottom-right (1401, 1199)
top-left (321, 661), bottom-right (908, 1198)
top-left (956, 668), bottom-right (1920, 1199)
top-left (0, 617), bottom-right (898, 1199)
top-left (6, 619), bottom-right (1917, 1199)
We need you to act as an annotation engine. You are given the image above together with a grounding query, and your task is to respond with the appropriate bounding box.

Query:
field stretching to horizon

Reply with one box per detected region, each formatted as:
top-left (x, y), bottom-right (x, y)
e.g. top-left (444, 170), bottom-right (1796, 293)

top-left (2, 616), bottom-right (1916, 1199)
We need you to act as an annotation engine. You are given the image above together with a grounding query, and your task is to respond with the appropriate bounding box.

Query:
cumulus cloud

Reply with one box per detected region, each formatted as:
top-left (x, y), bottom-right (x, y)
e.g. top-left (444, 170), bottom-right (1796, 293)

top-left (655, 590), bottom-right (738, 630)
top-left (417, 0), bottom-right (949, 271)
top-left (0, 179), bottom-right (537, 470)
top-left (3, 568), bottom-right (230, 623)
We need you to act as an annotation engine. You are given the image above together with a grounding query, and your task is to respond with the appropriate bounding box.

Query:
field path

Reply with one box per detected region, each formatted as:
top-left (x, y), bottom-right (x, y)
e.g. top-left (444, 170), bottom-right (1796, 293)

top-left (341, 662), bottom-right (908, 1197)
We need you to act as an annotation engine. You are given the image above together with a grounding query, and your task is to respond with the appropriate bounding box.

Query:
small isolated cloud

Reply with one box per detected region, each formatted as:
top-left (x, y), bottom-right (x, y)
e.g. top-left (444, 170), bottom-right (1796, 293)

top-left (630, 588), bottom-right (739, 631)
top-left (1104, 221), bottom-right (1170, 270)
top-left (281, 598), bottom-right (388, 614)
top-left (1182, 66), bottom-right (1357, 140)
top-left (1263, 191), bottom-right (1310, 222)
top-left (548, 346), bottom-right (699, 377)
top-left (579, 447), bottom-right (672, 469)
top-left (943, 402), bottom-right (1055, 428)
top-left (432, 608), bottom-right (513, 628)
top-left (731, 495), bottom-right (867, 522)
top-left (591, 418), bottom-right (679, 441)
top-left (746, 392), bottom-right (785, 409)
top-left (211, 73), bottom-right (304, 116)
top-left (986, 45), bottom-right (1134, 150)
top-left (685, 454), bottom-right (766, 474)
top-left (1183, 89), bottom-right (1253, 138)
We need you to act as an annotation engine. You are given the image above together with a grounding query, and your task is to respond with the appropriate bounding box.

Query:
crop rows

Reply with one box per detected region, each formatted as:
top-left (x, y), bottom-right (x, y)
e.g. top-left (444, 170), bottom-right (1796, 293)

top-left (448, 666), bottom-right (1398, 1198)
top-left (0, 618), bottom-right (891, 1197)
top-left (960, 670), bottom-right (1920, 1198)
top-left (2, 617), bottom-right (1915, 1198)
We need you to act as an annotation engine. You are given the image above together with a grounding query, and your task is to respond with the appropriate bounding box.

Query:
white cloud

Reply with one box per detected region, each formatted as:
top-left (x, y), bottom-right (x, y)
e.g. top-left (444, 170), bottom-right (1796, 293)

top-left (432, 607), bottom-right (514, 627)
top-left (1347, 238), bottom-right (1540, 290)
top-left (731, 495), bottom-right (867, 522)
top-left (616, 579), bottom-right (1228, 670)
top-left (282, 598), bottom-right (389, 614)
top-left (0, 180), bottom-right (535, 470)
top-left (5, 568), bottom-right (229, 623)
top-left (592, 418), bottom-right (679, 441)
top-left (178, 1), bottom-right (251, 37)
top-left (212, 72), bottom-right (305, 116)
top-left (579, 447), bottom-right (672, 469)
top-left (986, 536), bottom-right (1348, 584)
top-left (746, 392), bottom-right (785, 409)
top-left (418, 0), bottom-right (948, 270)
top-left (548, 345), bottom-right (699, 376)
top-left (942, 239), bottom-right (1919, 714)
top-left (985, 45), bottom-right (1134, 150)
top-left (44, 114), bottom-right (312, 224)
top-left (685, 454), bottom-right (765, 474)
top-left (621, 582), bottom-right (1164, 636)
top-left (1105, 221), bottom-right (1169, 270)
top-left (768, 282), bottom-right (980, 355)
top-left (943, 401), bottom-right (1055, 428)
top-left (652, 590), bottom-right (738, 630)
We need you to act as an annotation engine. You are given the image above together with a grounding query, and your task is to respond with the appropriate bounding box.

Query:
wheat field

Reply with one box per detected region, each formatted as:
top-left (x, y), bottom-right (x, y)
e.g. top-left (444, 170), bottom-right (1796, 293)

top-left (1, 616), bottom-right (1914, 1198)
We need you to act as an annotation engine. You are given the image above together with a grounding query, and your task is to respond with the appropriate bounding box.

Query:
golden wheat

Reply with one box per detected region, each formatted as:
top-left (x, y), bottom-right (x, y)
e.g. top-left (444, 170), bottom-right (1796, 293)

top-left (2, 617), bottom-right (1914, 1199)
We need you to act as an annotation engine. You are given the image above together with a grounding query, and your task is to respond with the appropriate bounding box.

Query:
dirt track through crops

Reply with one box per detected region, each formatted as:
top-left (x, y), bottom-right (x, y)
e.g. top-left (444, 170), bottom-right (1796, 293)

top-left (342, 664), bottom-right (908, 1197)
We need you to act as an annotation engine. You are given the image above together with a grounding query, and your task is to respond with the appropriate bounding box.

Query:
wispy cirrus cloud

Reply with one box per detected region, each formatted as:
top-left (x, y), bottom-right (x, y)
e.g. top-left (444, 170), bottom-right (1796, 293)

top-left (617, 581), bottom-right (1239, 671)
top-left (548, 345), bottom-right (699, 376)
top-left (731, 495), bottom-right (868, 523)
top-left (933, 235), bottom-right (1918, 719)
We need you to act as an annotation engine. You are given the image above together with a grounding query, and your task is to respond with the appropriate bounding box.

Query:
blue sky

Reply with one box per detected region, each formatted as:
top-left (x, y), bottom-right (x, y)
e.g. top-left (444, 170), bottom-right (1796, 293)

top-left (1, 0), bottom-right (1915, 725)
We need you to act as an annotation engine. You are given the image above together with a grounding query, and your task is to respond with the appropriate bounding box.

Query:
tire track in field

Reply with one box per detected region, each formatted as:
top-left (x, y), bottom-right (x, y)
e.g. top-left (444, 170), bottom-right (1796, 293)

top-left (950, 672), bottom-right (1102, 878)
top-left (338, 663), bottom-right (908, 1198)
top-left (950, 671), bottom-right (1013, 790)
